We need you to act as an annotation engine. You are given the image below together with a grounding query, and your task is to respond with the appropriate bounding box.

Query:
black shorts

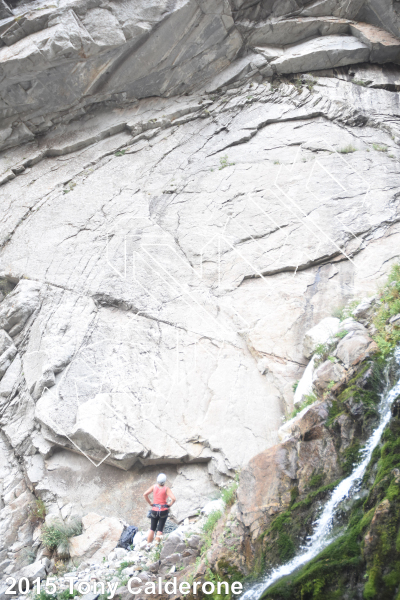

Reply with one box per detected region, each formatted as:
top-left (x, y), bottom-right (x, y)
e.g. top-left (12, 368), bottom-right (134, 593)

top-left (150, 509), bottom-right (169, 533)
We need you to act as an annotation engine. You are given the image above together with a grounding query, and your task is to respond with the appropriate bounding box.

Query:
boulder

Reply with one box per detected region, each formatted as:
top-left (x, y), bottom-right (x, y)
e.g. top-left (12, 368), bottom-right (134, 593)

top-left (159, 533), bottom-right (183, 561)
top-left (15, 558), bottom-right (51, 584)
top-left (120, 566), bottom-right (136, 577)
top-left (160, 552), bottom-right (181, 566)
top-left (303, 317), bottom-right (340, 359)
top-left (114, 548), bottom-right (128, 560)
top-left (335, 332), bottom-right (375, 368)
top-left (313, 360), bottom-right (346, 392)
top-left (339, 318), bottom-right (369, 335)
top-left (69, 513), bottom-right (124, 564)
top-left (352, 297), bottom-right (377, 321)
top-left (188, 535), bottom-right (202, 550)
top-left (279, 400), bottom-right (328, 443)
top-left (201, 498), bottom-right (225, 516)
top-left (237, 438), bottom-right (298, 537)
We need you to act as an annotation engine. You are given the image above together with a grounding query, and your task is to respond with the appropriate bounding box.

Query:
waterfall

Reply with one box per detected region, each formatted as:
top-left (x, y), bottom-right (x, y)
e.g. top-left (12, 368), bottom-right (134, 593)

top-left (241, 348), bottom-right (400, 600)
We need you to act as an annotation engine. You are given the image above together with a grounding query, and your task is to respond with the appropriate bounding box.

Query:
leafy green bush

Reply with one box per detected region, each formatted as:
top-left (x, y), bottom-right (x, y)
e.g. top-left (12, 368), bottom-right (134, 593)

top-left (41, 517), bottom-right (82, 558)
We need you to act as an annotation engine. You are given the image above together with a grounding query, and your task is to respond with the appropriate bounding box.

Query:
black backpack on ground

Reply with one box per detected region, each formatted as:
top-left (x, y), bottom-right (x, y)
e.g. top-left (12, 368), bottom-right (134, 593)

top-left (117, 525), bottom-right (138, 549)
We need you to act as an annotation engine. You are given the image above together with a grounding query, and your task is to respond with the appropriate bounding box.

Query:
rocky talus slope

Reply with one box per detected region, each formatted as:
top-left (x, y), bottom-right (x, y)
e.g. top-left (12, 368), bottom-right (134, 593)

top-left (1, 0), bottom-right (400, 593)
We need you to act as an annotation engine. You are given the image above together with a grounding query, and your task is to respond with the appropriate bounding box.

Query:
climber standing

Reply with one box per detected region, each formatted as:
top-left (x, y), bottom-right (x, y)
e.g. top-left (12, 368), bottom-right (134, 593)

top-left (143, 473), bottom-right (176, 544)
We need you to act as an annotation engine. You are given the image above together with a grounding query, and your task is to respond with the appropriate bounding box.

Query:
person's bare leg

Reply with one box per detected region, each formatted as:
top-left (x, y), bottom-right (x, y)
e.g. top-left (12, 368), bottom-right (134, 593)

top-left (147, 530), bottom-right (155, 543)
top-left (155, 532), bottom-right (163, 544)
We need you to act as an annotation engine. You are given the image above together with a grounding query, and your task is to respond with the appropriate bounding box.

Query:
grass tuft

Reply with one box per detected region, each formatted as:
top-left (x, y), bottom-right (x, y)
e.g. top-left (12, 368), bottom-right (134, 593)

top-left (286, 392), bottom-right (317, 422)
top-left (29, 498), bottom-right (47, 525)
top-left (220, 477), bottom-right (239, 508)
top-left (372, 143), bottom-right (388, 152)
top-left (41, 517), bottom-right (82, 558)
top-left (203, 510), bottom-right (223, 535)
top-left (219, 155), bottom-right (235, 170)
top-left (338, 144), bottom-right (357, 154)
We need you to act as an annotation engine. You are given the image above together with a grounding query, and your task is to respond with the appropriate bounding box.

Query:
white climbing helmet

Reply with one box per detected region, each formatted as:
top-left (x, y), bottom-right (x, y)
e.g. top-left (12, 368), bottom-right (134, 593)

top-left (157, 473), bottom-right (167, 485)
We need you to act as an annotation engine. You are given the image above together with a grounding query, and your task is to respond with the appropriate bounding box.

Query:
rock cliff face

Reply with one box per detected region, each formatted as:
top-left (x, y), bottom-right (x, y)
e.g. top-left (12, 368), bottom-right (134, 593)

top-left (1, 0), bottom-right (400, 581)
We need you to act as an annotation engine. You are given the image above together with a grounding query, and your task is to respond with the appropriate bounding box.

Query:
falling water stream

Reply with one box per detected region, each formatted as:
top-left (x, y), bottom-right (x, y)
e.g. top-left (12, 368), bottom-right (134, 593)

top-left (241, 348), bottom-right (400, 600)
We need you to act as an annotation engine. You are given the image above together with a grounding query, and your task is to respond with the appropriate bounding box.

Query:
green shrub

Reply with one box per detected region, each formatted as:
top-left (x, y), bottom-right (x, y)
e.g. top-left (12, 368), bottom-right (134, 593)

top-left (41, 517), bottom-right (82, 558)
